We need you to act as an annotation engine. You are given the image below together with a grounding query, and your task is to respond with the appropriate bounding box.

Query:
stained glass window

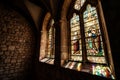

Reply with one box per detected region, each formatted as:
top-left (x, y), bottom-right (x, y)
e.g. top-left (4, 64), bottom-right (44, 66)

top-left (74, 0), bottom-right (86, 10)
top-left (47, 27), bottom-right (55, 57)
top-left (40, 19), bottom-right (55, 65)
top-left (70, 13), bottom-right (82, 61)
top-left (83, 4), bottom-right (106, 64)
top-left (62, 13), bottom-right (82, 71)
top-left (62, 2), bottom-right (115, 79)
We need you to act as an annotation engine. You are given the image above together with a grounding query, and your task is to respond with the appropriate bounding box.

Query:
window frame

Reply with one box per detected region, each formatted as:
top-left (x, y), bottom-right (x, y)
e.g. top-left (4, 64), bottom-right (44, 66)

top-left (68, 0), bottom-right (110, 65)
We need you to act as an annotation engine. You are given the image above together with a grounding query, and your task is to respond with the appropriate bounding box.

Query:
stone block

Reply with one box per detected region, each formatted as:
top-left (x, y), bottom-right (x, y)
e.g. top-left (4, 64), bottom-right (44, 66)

top-left (8, 46), bottom-right (15, 51)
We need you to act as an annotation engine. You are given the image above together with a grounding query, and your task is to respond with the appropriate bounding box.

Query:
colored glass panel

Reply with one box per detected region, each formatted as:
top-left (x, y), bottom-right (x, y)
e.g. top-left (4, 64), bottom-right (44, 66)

top-left (70, 13), bottom-right (82, 61)
top-left (74, 0), bottom-right (86, 10)
top-left (92, 65), bottom-right (115, 79)
top-left (83, 4), bottom-right (106, 63)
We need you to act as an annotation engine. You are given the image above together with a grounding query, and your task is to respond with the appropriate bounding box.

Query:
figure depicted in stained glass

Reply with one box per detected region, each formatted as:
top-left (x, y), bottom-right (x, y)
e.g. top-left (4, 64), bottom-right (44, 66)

top-left (84, 4), bottom-right (103, 56)
top-left (73, 40), bottom-right (79, 54)
top-left (73, 32), bottom-right (80, 54)
top-left (87, 27), bottom-right (103, 55)
top-left (88, 27), bottom-right (98, 55)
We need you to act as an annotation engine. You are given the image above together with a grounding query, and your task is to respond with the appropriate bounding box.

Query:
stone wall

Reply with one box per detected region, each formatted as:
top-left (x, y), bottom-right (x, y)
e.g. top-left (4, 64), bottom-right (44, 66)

top-left (0, 4), bottom-right (36, 80)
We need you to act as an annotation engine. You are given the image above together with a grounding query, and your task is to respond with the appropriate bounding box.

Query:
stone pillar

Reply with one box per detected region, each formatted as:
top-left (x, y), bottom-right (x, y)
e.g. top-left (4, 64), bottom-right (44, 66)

top-left (60, 18), bottom-right (69, 65)
top-left (54, 21), bottom-right (61, 67)
top-left (60, 0), bottom-right (72, 65)
top-left (39, 12), bottom-right (51, 60)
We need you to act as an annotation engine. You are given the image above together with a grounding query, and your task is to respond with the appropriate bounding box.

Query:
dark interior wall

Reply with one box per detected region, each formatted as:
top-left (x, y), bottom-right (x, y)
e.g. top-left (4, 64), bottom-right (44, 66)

top-left (0, 3), bottom-right (36, 80)
top-left (25, 0), bottom-right (42, 29)
top-left (101, 0), bottom-right (120, 79)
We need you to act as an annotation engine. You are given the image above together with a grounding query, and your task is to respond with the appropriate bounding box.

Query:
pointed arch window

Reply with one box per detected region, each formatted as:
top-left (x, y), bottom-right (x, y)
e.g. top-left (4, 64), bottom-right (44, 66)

top-left (70, 13), bottom-right (82, 61)
top-left (83, 4), bottom-right (106, 64)
top-left (62, 0), bottom-right (115, 79)
top-left (40, 19), bottom-right (55, 65)
top-left (47, 19), bottom-right (55, 59)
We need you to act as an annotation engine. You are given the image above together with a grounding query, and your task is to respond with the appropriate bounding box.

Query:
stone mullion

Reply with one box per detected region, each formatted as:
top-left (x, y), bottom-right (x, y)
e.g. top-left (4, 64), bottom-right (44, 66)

top-left (80, 12), bottom-right (88, 63)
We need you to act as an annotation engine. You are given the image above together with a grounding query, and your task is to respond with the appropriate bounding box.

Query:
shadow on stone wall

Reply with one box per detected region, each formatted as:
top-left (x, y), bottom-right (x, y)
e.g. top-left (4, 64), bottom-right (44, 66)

top-left (0, 3), bottom-right (36, 80)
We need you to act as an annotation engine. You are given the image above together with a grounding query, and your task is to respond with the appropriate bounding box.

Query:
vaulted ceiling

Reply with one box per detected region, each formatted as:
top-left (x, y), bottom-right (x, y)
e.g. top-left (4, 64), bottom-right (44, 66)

top-left (0, 0), bottom-right (105, 30)
top-left (0, 0), bottom-right (64, 30)
top-left (29, 0), bottom-right (64, 21)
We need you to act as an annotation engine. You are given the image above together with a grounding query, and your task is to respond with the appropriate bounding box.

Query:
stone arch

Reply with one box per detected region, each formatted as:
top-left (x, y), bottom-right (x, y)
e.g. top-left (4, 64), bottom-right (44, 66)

top-left (39, 12), bottom-right (51, 60)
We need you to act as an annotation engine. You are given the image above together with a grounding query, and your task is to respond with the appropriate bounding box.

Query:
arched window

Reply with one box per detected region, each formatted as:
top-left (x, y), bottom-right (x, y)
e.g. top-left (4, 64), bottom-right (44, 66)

top-left (83, 4), bottom-right (106, 64)
top-left (62, 0), bottom-right (115, 79)
top-left (40, 19), bottom-right (55, 65)
top-left (63, 13), bottom-right (82, 71)
top-left (47, 20), bottom-right (55, 59)
top-left (70, 13), bottom-right (82, 61)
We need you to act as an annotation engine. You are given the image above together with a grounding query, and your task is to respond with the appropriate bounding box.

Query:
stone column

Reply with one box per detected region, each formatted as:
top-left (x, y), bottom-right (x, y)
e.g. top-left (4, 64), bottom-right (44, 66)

top-left (54, 21), bottom-right (61, 67)
top-left (60, 0), bottom-right (72, 65)
top-left (60, 18), bottom-right (69, 65)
